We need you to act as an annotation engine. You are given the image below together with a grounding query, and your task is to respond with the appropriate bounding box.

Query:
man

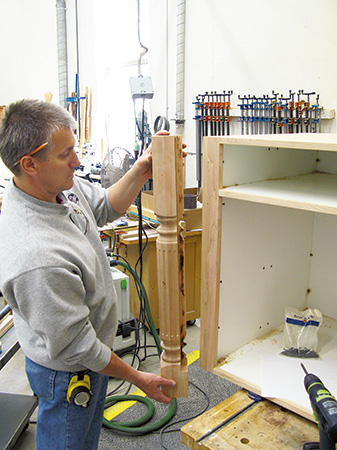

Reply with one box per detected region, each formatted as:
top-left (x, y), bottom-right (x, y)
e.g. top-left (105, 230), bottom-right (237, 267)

top-left (0, 99), bottom-right (175, 449)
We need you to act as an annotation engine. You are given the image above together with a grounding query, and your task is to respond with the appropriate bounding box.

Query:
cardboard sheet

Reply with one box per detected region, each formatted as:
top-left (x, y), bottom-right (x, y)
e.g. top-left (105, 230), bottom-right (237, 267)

top-left (261, 353), bottom-right (337, 410)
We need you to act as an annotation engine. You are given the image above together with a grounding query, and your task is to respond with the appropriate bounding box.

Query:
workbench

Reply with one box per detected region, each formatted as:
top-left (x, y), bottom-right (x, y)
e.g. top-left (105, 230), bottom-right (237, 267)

top-left (181, 390), bottom-right (319, 449)
top-left (103, 225), bottom-right (201, 329)
top-left (0, 325), bottom-right (37, 449)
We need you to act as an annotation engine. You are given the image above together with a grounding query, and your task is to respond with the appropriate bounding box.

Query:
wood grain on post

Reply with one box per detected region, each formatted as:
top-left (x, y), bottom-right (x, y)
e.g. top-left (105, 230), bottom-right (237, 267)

top-left (152, 135), bottom-right (188, 397)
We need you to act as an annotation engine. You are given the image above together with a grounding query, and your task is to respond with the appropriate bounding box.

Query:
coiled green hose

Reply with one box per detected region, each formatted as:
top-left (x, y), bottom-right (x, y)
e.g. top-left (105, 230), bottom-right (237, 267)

top-left (103, 395), bottom-right (177, 435)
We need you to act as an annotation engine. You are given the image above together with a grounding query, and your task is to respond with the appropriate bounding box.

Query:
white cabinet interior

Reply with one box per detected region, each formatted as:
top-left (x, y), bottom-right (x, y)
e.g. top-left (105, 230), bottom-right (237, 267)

top-left (200, 134), bottom-right (337, 421)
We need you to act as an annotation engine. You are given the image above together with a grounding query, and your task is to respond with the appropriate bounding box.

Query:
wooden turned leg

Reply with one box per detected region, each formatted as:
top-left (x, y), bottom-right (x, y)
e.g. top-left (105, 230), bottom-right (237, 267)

top-left (152, 135), bottom-right (188, 398)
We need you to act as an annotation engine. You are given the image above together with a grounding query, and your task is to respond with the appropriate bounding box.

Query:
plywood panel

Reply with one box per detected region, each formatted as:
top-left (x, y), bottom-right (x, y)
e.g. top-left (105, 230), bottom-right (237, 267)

top-left (220, 173), bottom-right (337, 214)
top-left (200, 137), bottom-right (223, 371)
top-left (218, 200), bottom-right (313, 357)
top-left (308, 213), bottom-right (337, 318)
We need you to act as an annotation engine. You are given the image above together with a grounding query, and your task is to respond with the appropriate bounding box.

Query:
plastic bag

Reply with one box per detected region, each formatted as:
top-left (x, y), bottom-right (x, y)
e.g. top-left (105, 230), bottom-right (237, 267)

top-left (281, 306), bottom-right (322, 358)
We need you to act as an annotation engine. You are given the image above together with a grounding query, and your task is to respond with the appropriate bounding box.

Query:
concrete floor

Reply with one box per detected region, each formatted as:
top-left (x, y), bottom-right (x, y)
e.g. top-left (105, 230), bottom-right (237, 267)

top-left (0, 321), bottom-right (201, 449)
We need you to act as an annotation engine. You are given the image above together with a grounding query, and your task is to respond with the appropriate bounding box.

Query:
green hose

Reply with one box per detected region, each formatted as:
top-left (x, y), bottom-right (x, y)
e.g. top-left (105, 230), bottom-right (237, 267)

top-left (104, 259), bottom-right (177, 434)
top-left (104, 395), bottom-right (154, 428)
top-left (103, 395), bottom-right (177, 435)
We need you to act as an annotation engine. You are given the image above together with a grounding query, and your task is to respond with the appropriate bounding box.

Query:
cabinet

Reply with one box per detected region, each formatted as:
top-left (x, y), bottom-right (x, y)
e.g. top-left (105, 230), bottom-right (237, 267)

top-left (117, 228), bottom-right (201, 329)
top-left (200, 134), bottom-right (337, 421)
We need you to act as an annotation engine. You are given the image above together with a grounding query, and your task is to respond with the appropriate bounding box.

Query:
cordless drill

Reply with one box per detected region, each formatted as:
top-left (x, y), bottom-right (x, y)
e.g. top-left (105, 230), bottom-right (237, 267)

top-left (301, 363), bottom-right (337, 449)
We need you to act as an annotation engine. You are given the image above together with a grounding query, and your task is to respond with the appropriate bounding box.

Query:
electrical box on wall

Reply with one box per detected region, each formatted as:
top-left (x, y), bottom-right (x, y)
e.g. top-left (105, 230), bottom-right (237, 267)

top-left (130, 76), bottom-right (154, 100)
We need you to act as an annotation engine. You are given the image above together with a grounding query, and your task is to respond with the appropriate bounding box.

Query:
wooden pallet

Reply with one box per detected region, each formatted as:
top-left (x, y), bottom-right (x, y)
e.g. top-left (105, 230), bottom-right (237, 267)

top-left (181, 390), bottom-right (319, 450)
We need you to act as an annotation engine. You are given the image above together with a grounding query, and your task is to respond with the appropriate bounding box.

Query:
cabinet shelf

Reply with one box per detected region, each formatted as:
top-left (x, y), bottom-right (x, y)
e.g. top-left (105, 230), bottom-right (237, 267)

top-left (219, 172), bottom-right (337, 214)
top-left (212, 132), bottom-right (337, 151)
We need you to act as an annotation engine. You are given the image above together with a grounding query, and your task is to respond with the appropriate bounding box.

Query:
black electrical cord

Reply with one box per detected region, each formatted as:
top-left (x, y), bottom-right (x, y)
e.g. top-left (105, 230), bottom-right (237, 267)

top-left (111, 256), bottom-right (161, 355)
top-left (159, 381), bottom-right (210, 450)
top-left (137, 0), bottom-right (148, 76)
top-left (103, 257), bottom-right (178, 435)
top-left (106, 351), bottom-right (141, 397)
top-left (107, 256), bottom-right (213, 448)
top-left (107, 256), bottom-right (212, 447)
top-left (109, 251), bottom-right (156, 375)
top-left (109, 252), bottom-right (161, 370)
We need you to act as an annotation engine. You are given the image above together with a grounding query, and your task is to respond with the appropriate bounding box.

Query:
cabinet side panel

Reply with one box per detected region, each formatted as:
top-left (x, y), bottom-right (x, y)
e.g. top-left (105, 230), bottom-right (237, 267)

top-left (200, 138), bottom-right (223, 371)
top-left (308, 213), bottom-right (337, 320)
top-left (317, 151), bottom-right (337, 175)
top-left (217, 200), bottom-right (314, 358)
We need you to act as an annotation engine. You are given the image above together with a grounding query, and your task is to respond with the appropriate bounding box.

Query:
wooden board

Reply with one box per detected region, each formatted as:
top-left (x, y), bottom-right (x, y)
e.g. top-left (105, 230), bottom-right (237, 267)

top-left (220, 172), bottom-right (337, 215)
top-left (181, 390), bottom-right (319, 450)
top-left (199, 137), bottom-right (223, 371)
top-left (206, 132), bottom-right (337, 151)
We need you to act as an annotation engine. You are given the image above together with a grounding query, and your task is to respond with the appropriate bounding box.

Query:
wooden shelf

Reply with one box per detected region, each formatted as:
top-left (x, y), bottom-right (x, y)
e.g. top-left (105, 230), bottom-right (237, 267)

top-left (219, 172), bottom-right (337, 214)
top-left (213, 132), bottom-right (337, 151)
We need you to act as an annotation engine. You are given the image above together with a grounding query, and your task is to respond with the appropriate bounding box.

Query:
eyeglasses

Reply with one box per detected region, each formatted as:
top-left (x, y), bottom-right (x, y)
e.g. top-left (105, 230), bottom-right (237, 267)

top-left (68, 201), bottom-right (90, 235)
top-left (15, 142), bottom-right (49, 166)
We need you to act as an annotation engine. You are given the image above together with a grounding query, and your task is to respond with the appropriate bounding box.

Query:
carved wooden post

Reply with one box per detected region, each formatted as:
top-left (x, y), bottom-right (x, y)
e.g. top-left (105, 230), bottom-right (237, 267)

top-left (152, 135), bottom-right (188, 398)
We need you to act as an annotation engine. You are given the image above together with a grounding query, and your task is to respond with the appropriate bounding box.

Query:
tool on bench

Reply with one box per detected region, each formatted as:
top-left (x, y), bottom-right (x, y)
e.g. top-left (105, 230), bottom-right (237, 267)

top-left (301, 363), bottom-right (337, 450)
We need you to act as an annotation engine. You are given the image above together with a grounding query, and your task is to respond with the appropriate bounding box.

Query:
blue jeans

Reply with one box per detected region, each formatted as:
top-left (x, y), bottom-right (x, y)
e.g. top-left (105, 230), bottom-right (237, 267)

top-left (25, 357), bottom-right (109, 450)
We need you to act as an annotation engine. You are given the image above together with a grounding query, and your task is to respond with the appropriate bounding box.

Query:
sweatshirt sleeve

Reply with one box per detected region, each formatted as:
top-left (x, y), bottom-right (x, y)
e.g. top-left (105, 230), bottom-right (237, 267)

top-left (9, 267), bottom-right (112, 372)
top-left (74, 177), bottom-right (121, 227)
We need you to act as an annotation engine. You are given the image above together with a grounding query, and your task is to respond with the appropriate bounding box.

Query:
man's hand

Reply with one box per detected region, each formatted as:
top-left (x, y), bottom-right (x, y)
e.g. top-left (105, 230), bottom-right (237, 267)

top-left (133, 130), bottom-right (170, 181)
top-left (134, 371), bottom-right (176, 404)
top-left (99, 350), bottom-right (176, 404)
top-left (107, 130), bottom-right (186, 214)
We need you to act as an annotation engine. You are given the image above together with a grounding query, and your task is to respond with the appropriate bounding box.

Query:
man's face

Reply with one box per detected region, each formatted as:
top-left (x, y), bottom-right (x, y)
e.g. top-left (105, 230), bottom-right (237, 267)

top-left (35, 128), bottom-right (80, 199)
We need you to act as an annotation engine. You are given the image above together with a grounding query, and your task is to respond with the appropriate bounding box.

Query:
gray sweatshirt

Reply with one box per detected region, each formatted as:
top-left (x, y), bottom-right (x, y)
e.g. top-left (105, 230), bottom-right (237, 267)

top-left (0, 176), bottom-right (121, 372)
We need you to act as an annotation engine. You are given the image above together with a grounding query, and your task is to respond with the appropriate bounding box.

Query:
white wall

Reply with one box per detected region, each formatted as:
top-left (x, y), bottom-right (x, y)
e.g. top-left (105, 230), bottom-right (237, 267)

top-left (177, 0), bottom-right (337, 185)
top-left (1, 0), bottom-right (337, 187)
top-left (88, 0), bottom-right (337, 187)
top-left (0, 0), bottom-right (59, 183)
top-left (0, 0), bottom-right (59, 104)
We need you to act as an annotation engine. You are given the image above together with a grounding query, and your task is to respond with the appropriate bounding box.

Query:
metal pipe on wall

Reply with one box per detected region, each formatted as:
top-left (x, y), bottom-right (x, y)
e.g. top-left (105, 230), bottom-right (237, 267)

top-left (165, 0), bottom-right (169, 119)
top-left (175, 0), bottom-right (185, 129)
top-left (56, 0), bottom-right (69, 108)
